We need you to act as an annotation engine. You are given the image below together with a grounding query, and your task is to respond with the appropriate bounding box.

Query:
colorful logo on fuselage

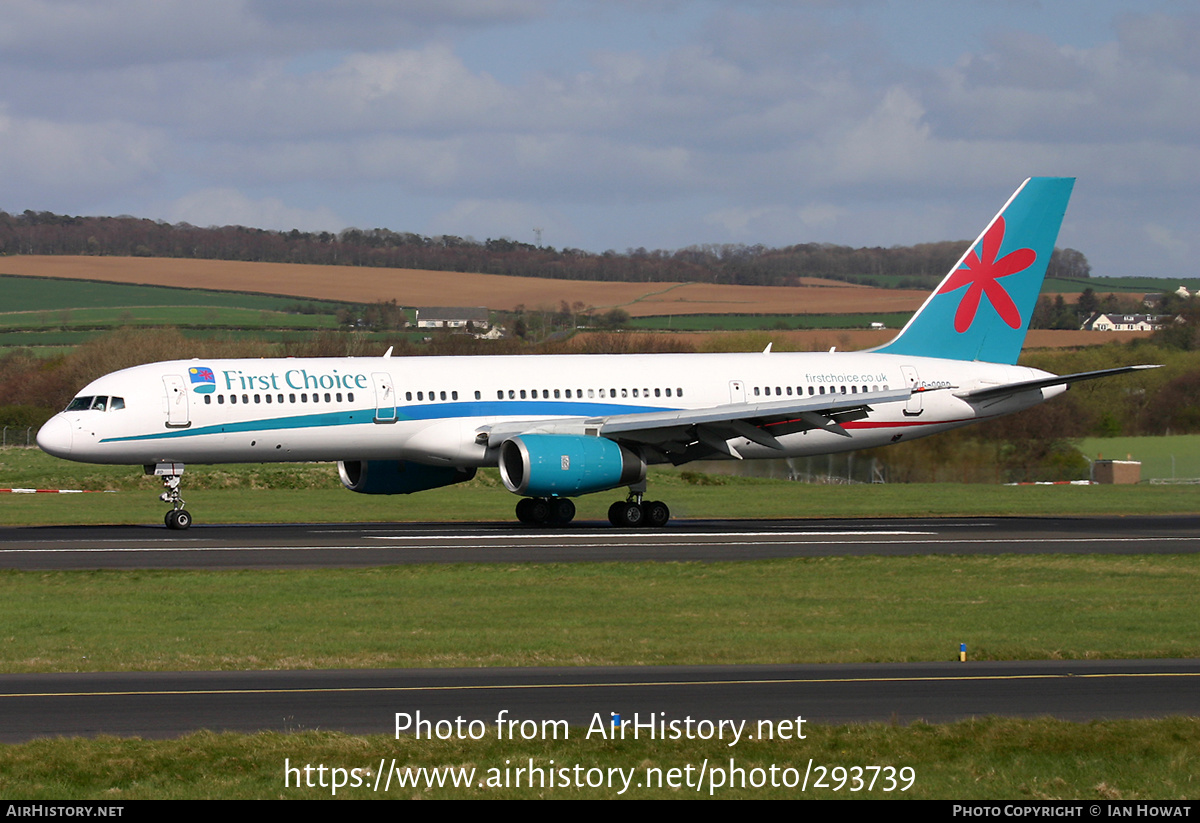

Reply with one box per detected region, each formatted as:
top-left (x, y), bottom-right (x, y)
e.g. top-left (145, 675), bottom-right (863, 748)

top-left (189, 366), bottom-right (216, 393)
top-left (937, 216), bottom-right (1036, 333)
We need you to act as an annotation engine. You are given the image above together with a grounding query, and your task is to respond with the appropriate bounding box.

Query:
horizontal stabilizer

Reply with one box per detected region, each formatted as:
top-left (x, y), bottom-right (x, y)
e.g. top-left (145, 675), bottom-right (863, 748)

top-left (955, 365), bottom-right (1160, 402)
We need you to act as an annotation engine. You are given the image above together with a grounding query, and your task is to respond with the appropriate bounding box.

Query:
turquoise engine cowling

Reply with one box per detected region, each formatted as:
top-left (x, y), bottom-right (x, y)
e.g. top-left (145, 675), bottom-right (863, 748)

top-left (498, 434), bottom-right (645, 497)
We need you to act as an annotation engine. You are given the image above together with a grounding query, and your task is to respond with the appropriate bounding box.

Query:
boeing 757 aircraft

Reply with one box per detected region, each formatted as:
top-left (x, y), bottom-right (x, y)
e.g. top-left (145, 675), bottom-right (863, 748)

top-left (37, 178), bottom-right (1153, 529)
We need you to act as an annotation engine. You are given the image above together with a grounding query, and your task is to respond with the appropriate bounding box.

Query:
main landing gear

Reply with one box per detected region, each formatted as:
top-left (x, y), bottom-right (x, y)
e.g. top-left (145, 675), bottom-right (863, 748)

top-left (607, 493), bottom-right (670, 528)
top-left (512, 491), bottom-right (671, 528)
top-left (148, 463), bottom-right (192, 530)
top-left (515, 496), bottom-right (576, 526)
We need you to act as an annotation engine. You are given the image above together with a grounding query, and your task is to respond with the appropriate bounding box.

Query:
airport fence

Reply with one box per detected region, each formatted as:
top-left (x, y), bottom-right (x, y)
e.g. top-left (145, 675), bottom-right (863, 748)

top-left (2, 427), bottom-right (35, 447)
top-left (688, 454), bottom-right (886, 485)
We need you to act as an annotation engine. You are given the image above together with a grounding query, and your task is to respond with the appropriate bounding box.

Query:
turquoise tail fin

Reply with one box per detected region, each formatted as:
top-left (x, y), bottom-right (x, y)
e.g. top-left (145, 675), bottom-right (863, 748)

top-left (873, 177), bottom-right (1074, 365)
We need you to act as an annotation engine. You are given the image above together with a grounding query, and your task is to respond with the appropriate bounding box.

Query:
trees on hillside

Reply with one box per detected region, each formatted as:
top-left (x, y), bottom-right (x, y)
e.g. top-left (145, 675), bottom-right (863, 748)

top-left (0, 208), bottom-right (1094, 291)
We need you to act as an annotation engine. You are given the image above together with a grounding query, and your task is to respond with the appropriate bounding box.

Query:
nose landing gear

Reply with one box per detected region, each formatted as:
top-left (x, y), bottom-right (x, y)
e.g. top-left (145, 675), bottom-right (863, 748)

top-left (147, 463), bottom-right (192, 530)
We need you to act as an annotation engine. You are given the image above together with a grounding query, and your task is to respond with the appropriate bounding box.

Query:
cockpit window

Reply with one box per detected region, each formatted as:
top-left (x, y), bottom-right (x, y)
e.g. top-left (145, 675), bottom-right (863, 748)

top-left (64, 395), bottom-right (124, 412)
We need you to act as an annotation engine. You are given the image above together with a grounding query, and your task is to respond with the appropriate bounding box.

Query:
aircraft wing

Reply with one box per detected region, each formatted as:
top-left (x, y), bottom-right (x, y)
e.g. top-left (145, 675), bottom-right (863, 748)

top-left (954, 365), bottom-right (1160, 403)
top-left (484, 388), bottom-right (913, 462)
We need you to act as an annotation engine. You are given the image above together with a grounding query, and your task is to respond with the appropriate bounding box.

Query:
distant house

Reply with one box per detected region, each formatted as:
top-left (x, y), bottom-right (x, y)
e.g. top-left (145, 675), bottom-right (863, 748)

top-left (414, 307), bottom-right (490, 329)
top-left (1081, 312), bottom-right (1163, 332)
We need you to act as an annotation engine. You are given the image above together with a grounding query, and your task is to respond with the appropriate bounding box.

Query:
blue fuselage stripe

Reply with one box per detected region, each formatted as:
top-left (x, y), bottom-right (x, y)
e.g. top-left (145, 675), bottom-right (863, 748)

top-left (100, 400), bottom-right (674, 443)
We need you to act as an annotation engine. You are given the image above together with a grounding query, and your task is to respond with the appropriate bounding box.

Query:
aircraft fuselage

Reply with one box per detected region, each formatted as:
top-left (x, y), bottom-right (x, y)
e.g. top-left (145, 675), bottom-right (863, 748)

top-left (37, 351), bottom-right (1058, 468)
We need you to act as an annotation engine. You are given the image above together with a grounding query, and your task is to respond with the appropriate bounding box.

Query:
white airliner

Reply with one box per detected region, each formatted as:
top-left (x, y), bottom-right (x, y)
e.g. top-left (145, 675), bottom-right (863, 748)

top-left (37, 178), bottom-right (1153, 529)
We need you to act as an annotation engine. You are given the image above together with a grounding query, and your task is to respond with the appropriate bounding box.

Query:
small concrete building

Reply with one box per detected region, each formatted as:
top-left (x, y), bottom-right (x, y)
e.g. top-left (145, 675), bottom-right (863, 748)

top-left (1093, 460), bottom-right (1141, 484)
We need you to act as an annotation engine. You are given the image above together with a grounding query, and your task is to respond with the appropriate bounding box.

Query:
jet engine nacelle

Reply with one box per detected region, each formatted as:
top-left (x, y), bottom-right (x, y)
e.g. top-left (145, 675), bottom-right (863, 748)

top-left (498, 434), bottom-right (645, 497)
top-left (338, 460), bottom-right (476, 495)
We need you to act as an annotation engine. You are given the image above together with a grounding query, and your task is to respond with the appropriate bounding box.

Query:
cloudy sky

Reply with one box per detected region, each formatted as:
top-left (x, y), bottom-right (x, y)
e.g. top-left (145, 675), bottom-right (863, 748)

top-left (1, 1), bottom-right (1197, 279)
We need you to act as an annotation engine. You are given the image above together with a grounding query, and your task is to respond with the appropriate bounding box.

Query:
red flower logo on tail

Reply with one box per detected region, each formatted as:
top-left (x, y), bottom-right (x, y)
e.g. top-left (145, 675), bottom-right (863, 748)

top-left (938, 216), bottom-right (1035, 333)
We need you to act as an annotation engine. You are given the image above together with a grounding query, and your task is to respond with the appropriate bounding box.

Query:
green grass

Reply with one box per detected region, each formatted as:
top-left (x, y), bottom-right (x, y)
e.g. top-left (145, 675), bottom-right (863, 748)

top-left (0, 274), bottom-right (347, 351)
top-left (0, 306), bottom-right (339, 331)
top-left (1079, 434), bottom-right (1200, 482)
top-left (0, 274), bottom-right (342, 313)
top-left (1041, 276), bottom-right (1200, 295)
top-left (626, 312), bottom-right (912, 331)
top-left (1, 554), bottom-right (1198, 672)
top-left (3, 444), bottom-right (1199, 526)
top-left (2, 717), bottom-right (1197, 799)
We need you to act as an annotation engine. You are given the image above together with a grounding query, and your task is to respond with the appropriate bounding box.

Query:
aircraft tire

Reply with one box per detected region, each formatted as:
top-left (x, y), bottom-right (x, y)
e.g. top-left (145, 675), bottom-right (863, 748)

top-left (607, 501), bottom-right (625, 526)
top-left (550, 497), bottom-right (575, 525)
top-left (527, 497), bottom-right (551, 525)
top-left (515, 498), bottom-right (535, 524)
top-left (642, 500), bottom-right (670, 527)
top-left (614, 501), bottom-right (644, 528)
top-left (165, 509), bottom-right (192, 530)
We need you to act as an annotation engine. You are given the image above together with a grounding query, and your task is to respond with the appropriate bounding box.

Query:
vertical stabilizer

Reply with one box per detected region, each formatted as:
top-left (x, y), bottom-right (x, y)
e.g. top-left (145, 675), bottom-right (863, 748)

top-left (873, 177), bottom-right (1074, 364)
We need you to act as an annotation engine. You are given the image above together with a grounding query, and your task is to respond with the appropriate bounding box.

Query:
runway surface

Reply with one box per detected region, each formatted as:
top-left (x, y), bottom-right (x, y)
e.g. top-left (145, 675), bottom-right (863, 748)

top-left (2, 515), bottom-right (1196, 742)
top-left (3, 660), bottom-right (1199, 743)
top-left (2, 514), bottom-right (1198, 569)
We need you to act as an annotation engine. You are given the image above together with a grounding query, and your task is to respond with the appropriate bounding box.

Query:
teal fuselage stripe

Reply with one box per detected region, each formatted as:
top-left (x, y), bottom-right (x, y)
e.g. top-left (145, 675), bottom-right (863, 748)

top-left (100, 400), bottom-right (675, 443)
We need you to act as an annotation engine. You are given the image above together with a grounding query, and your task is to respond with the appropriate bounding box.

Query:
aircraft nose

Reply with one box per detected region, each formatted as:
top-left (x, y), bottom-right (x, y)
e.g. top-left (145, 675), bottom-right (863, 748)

top-left (36, 415), bottom-right (73, 457)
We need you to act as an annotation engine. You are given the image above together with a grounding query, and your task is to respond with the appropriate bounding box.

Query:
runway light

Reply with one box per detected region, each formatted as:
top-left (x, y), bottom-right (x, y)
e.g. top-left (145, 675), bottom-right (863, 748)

top-left (959, 642), bottom-right (967, 662)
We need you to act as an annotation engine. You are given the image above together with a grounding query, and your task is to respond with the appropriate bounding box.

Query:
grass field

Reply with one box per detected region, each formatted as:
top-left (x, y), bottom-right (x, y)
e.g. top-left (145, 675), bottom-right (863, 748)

top-left (2, 554), bottom-right (1198, 672)
top-left (626, 312), bottom-right (913, 331)
top-left (0, 274), bottom-right (346, 350)
top-left (0, 273), bottom-right (342, 313)
top-left (1041, 275), bottom-right (1200, 294)
top-left (0, 255), bottom-right (932, 318)
top-left (2, 717), bottom-right (1197, 799)
top-left (0, 305), bottom-right (339, 330)
top-left (1079, 434), bottom-right (1200, 482)
top-left (0, 263), bottom-right (1165, 357)
top-left (3, 444), bottom-right (1200, 526)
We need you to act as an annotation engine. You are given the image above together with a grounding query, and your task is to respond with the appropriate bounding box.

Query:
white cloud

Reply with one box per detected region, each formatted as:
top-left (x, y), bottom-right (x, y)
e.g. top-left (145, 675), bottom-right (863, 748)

top-left (704, 202), bottom-right (849, 239)
top-left (0, 109), bottom-right (164, 202)
top-left (0, 2), bottom-right (1196, 277)
top-left (1143, 223), bottom-right (1191, 264)
top-left (164, 188), bottom-right (345, 231)
top-left (0, 0), bottom-right (548, 69)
